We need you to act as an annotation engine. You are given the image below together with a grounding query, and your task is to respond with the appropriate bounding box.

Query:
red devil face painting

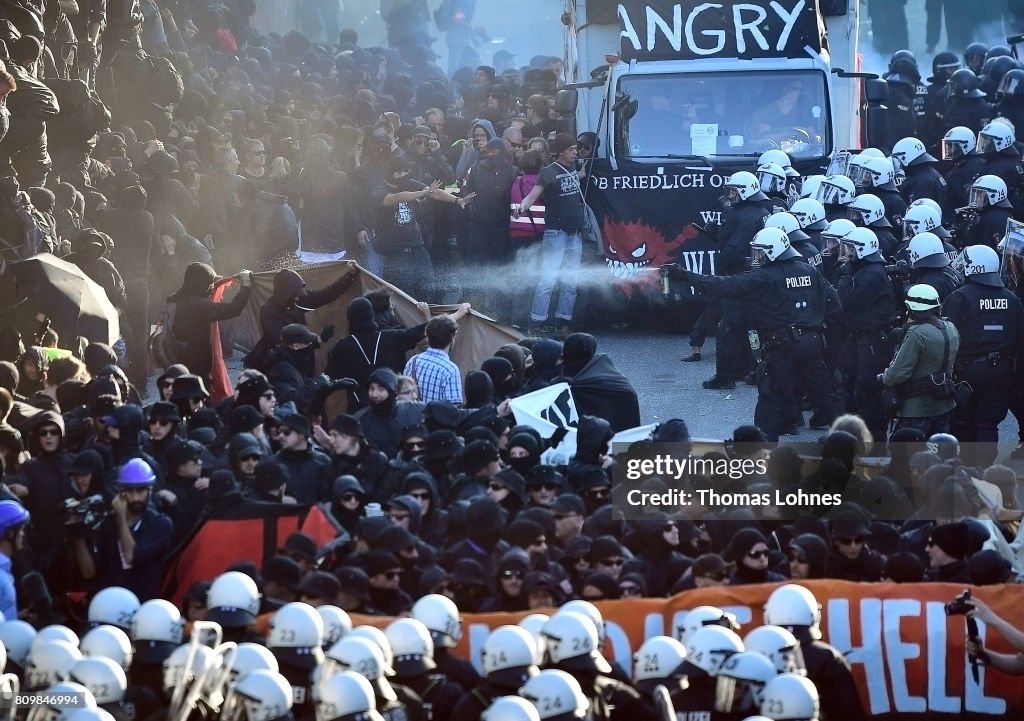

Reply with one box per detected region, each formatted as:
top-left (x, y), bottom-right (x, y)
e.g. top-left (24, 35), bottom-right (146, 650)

top-left (603, 219), bottom-right (699, 291)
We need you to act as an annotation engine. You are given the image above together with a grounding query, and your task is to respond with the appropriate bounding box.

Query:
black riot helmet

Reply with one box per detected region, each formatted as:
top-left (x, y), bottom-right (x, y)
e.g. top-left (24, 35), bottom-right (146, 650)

top-left (949, 69), bottom-right (986, 98)
top-left (987, 45), bottom-right (1013, 60)
top-left (998, 68), bottom-right (1024, 98)
top-left (931, 51), bottom-right (960, 81)
top-left (887, 50), bottom-right (921, 84)
top-left (964, 42), bottom-right (989, 73)
top-left (989, 56), bottom-right (1020, 88)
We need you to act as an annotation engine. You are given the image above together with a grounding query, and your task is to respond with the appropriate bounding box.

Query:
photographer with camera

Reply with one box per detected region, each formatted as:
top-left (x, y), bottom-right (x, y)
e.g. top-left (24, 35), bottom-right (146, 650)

top-left (57, 449), bottom-right (110, 601)
top-left (965, 594), bottom-right (1024, 675)
top-left (79, 458), bottom-right (173, 601)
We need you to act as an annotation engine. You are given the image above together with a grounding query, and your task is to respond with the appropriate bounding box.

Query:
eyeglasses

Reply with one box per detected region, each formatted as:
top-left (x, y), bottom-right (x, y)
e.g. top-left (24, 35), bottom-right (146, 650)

top-left (39, 428), bottom-right (60, 438)
top-left (619, 585), bottom-right (642, 596)
top-left (501, 570), bottom-right (524, 579)
top-left (837, 536), bottom-right (866, 546)
top-left (599, 558), bottom-right (625, 567)
top-left (663, 523), bottom-right (678, 531)
top-left (747, 549), bottom-right (770, 559)
top-left (240, 454), bottom-right (260, 462)
top-left (488, 483), bottom-right (507, 492)
top-left (340, 493), bottom-right (360, 502)
top-left (149, 418), bottom-right (172, 427)
top-left (408, 491), bottom-right (430, 500)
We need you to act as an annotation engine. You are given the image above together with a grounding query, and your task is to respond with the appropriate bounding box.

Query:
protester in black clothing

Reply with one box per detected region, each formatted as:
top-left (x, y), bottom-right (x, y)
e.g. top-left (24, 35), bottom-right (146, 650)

top-left (926, 521), bottom-right (972, 582)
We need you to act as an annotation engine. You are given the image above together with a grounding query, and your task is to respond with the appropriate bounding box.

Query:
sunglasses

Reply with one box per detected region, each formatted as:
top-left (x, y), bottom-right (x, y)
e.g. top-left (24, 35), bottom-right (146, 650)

top-left (502, 570), bottom-right (525, 579)
top-left (587, 488), bottom-right (610, 498)
top-left (149, 418), bottom-right (172, 427)
top-left (838, 537), bottom-right (866, 546)
top-left (619, 585), bottom-right (642, 596)
top-left (340, 493), bottom-right (361, 502)
top-left (408, 491), bottom-right (430, 500)
top-left (39, 428), bottom-right (60, 438)
top-left (599, 558), bottom-right (625, 567)
top-left (747, 549), bottom-right (770, 559)
top-left (240, 454), bottom-right (261, 462)
top-left (488, 483), bottom-right (507, 492)
top-left (529, 482), bottom-right (560, 491)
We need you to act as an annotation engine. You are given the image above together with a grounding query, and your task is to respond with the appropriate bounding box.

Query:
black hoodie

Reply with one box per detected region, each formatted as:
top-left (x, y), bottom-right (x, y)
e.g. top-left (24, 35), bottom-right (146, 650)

top-left (18, 410), bottom-right (71, 569)
top-left (353, 368), bottom-right (426, 457)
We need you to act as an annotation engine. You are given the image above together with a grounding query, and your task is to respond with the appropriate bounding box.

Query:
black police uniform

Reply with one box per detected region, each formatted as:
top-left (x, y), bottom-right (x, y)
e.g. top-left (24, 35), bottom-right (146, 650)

top-left (909, 265), bottom-right (963, 302)
top-left (668, 668), bottom-right (744, 721)
top-left (398, 672), bottom-right (464, 721)
top-left (983, 147), bottom-right (1024, 207)
top-left (762, 192), bottom-right (791, 216)
top-left (995, 98), bottom-right (1024, 136)
top-left (900, 164), bottom-right (949, 217)
top-left (864, 220), bottom-right (898, 259)
top-left (792, 239), bottom-right (823, 269)
top-left (872, 184), bottom-right (908, 236)
top-left (922, 80), bottom-right (950, 150)
top-left (708, 195), bottom-right (769, 386)
top-left (677, 254), bottom-right (841, 441)
top-left (797, 630), bottom-right (867, 721)
top-left (943, 276), bottom-right (1024, 466)
top-left (941, 96), bottom-right (991, 136)
top-left (886, 79), bottom-right (918, 144)
top-left (836, 255), bottom-right (900, 442)
top-left (944, 154), bottom-right (987, 211)
top-left (565, 668), bottom-right (655, 721)
top-left (965, 203), bottom-right (1014, 249)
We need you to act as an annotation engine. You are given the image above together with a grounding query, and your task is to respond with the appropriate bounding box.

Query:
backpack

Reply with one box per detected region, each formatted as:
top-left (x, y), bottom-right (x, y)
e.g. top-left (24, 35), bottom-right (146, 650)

top-left (149, 302), bottom-right (184, 368)
top-left (147, 54), bottom-right (184, 106)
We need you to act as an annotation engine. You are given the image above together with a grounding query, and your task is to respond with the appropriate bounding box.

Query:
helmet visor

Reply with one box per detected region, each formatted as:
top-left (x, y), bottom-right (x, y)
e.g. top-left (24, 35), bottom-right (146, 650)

top-left (816, 182), bottom-right (844, 205)
top-left (1002, 220), bottom-right (1024, 289)
top-left (848, 206), bottom-right (867, 224)
top-left (941, 138), bottom-right (965, 161)
top-left (776, 644), bottom-right (807, 674)
top-left (969, 186), bottom-right (991, 209)
top-left (976, 133), bottom-right (997, 155)
top-left (822, 233), bottom-right (843, 257)
top-left (750, 246), bottom-right (769, 267)
top-left (839, 239), bottom-right (859, 263)
top-left (998, 74), bottom-right (1024, 96)
top-left (847, 163), bottom-right (872, 188)
top-left (714, 676), bottom-right (761, 715)
top-left (758, 172), bottom-right (782, 194)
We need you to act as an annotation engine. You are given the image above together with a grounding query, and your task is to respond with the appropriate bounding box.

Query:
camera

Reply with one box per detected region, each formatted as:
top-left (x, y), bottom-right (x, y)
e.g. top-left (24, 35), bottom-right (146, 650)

top-left (884, 259), bottom-right (911, 282)
top-left (63, 495), bottom-right (108, 531)
top-left (944, 589), bottom-right (973, 616)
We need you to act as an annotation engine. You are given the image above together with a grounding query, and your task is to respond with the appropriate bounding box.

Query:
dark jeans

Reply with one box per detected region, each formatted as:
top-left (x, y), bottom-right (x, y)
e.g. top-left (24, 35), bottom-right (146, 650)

top-left (953, 358), bottom-right (1012, 467)
top-left (755, 330), bottom-right (841, 441)
top-left (892, 414), bottom-right (952, 439)
top-left (379, 245), bottom-right (435, 302)
top-left (841, 331), bottom-right (895, 443)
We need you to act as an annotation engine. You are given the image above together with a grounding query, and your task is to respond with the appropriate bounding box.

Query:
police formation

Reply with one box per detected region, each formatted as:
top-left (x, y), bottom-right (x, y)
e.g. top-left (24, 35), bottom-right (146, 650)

top-left (666, 45), bottom-right (1024, 461)
top-left (0, 562), bottom-right (852, 721)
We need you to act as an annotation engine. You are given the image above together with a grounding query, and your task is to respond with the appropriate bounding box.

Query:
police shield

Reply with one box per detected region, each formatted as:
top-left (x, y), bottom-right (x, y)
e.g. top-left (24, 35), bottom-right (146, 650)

top-left (1000, 218), bottom-right (1024, 291)
top-left (825, 149), bottom-right (851, 177)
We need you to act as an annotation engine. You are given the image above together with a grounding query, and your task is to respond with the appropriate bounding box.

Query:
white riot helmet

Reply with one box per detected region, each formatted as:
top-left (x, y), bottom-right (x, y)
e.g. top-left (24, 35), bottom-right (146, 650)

top-left (317, 606), bottom-right (352, 647)
top-left (970, 174), bottom-right (1010, 208)
top-left (849, 154), bottom-right (895, 189)
top-left (799, 175), bottom-right (826, 200)
top-left (87, 588), bottom-right (140, 632)
top-left (815, 175), bottom-right (855, 206)
top-left (725, 171), bottom-right (762, 204)
top-left (942, 126), bottom-right (977, 160)
top-left (384, 618), bottom-right (435, 675)
top-left (35, 627), bottom-right (79, 650)
top-left (207, 572), bottom-right (262, 629)
top-left (902, 203), bottom-right (943, 239)
top-left (229, 643), bottom-right (280, 682)
top-left (742, 626), bottom-right (806, 674)
top-left (517, 614), bottom-right (549, 666)
top-left (26, 640), bottom-right (82, 691)
top-left (820, 219), bottom-right (856, 258)
top-left (684, 625), bottom-right (744, 677)
top-left (540, 611), bottom-right (611, 674)
top-left (0, 620), bottom-right (36, 668)
top-left (519, 669), bottom-right (590, 721)
top-left (788, 198), bottom-right (827, 230)
top-left (482, 626), bottom-right (539, 685)
top-left (890, 136), bottom-right (937, 170)
top-left (558, 600), bottom-right (606, 647)
top-left (676, 606), bottom-right (741, 645)
top-left (904, 283), bottom-right (942, 312)
top-left (956, 244), bottom-right (1003, 286)
top-left (758, 149), bottom-right (797, 177)
top-left (346, 626), bottom-right (394, 676)
top-left (483, 696), bottom-right (543, 721)
top-left (757, 163), bottom-right (788, 195)
top-left (326, 636), bottom-right (390, 683)
top-left (65, 711), bottom-right (114, 721)
top-left (909, 197), bottom-right (943, 215)
top-left (858, 147), bottom-right (886, 159)
top-left (977, 120), bottom-right (1016, 154)
top-left (25, 682), bottom-right (96, 721)
top-left (760, 673), bottom-right (820, 720)
top-left (907, 232), bottom-right (949, 268)
top-left (162, 643), bottom-right (216, 696)
top-left (221, 669), bottom-right (293, 721)
top-left (848, 193), bottom-right (888, 226)
top-left (765, 213), bottom-right (810, 242)
top-left (633, 636), bottom-right (687, 691)
top-left (315, 671), bottom-right (384, 721)
top-left (714, 651), bottom-right (778, 715)
top-left (750, 227), bottom-right (796, 267)
top-left (839, 227), bottom-right (881, 263)
top-left (267, 602), bottom-right (325, 670)
top-left (410, 594), bottom-right (462, 648)
top-left (80, 626), bottom-right (133, 672)
top-left (131, 600), bottom-right (184, 666)
top-left (763, 585), bottom-right (822, 640)
top-left (68, 657), bottom-right (127, 704)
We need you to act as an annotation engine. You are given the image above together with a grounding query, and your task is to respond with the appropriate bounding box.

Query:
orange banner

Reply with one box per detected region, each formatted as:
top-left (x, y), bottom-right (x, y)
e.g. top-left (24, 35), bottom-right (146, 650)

top-left (346, 581), bottom-right (1024, 720)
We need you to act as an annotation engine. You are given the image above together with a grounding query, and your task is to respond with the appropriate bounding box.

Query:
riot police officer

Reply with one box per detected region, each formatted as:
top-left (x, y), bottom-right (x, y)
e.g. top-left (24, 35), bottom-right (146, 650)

top-left (757, 162), bottom-right (792, 214)
top-left (848, 193), bottom-right (899, 258)
top-left (848, 154), bottom-right (907, 232)
top-left (766, 212), bottom-right (819, 269)
top-left (789, 197), bottom-right (828, 260)
top-left (835, 227), bottom-right (900, 442)
top-left (884, 54), bottom-right (919, 145)
top-left (941, 126), bottom-right (987, 213)
top-left (887, 50), bottom-right (929, 136)
top-left (923, 51), bottom-right (961, 150)
top-left (816, 174), bottom-right (857, 222)
top-left (905, 232), bottom-right (963, 301)
top-left (994, 68), bottom-right (1024, 131)
top-left (977, 121), bottom-right (1024, 208)
top-left (701, 171), bottom-right (769, 389)
top-left (671, 227), bottom-right (842, 441)
top-left (963, 174), bottom-right (1014, 249)
top-left (891, 137), bottom-right (949, 215)
top-left (943, 245), bottom-right (1024, 466)
top-left (759, 148), bottom-right (801, 200)
top-left (942, 69), bottom-right (991, 136)
top-left (902, 201), bottom-right (957, 252)
top-left (964, 43), bottom-right (989, 75)
top-left (980, 55), bottom-right (1018, 98)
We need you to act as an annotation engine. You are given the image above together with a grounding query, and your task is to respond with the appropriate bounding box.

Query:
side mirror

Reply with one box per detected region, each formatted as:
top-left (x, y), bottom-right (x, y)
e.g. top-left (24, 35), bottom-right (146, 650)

top-left (865, 106), bottom-right (889, 150)
top-left (554, 88), bottom-right (578, 116)
top-left (864, 78), bottom-right (889, 104)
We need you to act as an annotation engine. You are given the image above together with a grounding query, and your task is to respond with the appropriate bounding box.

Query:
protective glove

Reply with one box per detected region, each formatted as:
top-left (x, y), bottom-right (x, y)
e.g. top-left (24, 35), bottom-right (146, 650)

top-left (238, 270), bottom-right (253, 287)
top-left (320, 325), bottom-right (336, 342)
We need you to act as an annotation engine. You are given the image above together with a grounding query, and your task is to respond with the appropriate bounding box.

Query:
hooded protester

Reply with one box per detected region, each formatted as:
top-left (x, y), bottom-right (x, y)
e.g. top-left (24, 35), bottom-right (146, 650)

top-left (456, 370), bottom-right (497, 433)
top-left (487, 467), bottom-right (527, 517)
top-left (353, 367), bottom-right (427, 458)
top-left (507, 432), bottom-right (542, 478)
top-left (725, 527), bottom-right (788, 585)
top-left (567, 415), bottom-right (612, 490)
top-left (439, 496), bottom-right (510, 592)
top-left (455, 118), bottom-right (497, 180)
top-left (522, 338), bottom-right (563, 393)
top-left (622, 512), bottom-right (692, 597)
top-left (105, 403), bottom-right (161, 476)
top-left (18, 411), bottom-right (71, 578)
top-left (226, 431), bottom-right (263, 489)
top-left (562, 333), bottom-right (641, 431)
top-left (162, 439), bottom-right (209, 548)
top-left (168, 262), bottom-right (253, 383)
top-left (495, 344), bottom-right (529, 390)
top-left (324, 413), bottom-right (391, 502)
top-left (787, 533), bottom-right (831, 580)
top-left (480, 357), bottom-right (517, 403)
top-left (65, 228), bottom-right (127, 311)
top-left (237, 179), bottom-right (300, 270)
top-left (329, 474), bottom-right (365, 536)
top-left (402, 471), bottom-right (448, 547)
top-left (16, 346), bottom-right (48, 396)
top-left (479, 547), bottom-right (531, 612)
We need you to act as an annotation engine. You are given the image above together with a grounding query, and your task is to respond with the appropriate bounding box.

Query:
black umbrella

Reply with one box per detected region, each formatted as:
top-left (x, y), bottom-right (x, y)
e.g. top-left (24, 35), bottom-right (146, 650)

top-left (8, 253), bottom-right (120, 345)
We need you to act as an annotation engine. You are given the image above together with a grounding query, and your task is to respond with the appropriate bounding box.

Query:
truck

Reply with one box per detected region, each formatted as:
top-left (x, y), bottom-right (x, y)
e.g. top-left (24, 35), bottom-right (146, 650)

top-left (556, 0), bottom-right (887, 307)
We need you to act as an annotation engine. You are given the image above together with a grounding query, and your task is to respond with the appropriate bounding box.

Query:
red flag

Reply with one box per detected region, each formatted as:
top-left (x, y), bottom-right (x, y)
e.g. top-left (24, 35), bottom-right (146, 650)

top-left (209, 278), bottom-right (235, 403)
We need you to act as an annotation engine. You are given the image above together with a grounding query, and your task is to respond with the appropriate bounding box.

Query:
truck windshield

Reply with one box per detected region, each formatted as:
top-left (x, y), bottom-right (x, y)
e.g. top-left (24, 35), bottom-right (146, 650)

top-left (614, 70), bottom-right (830, 161)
